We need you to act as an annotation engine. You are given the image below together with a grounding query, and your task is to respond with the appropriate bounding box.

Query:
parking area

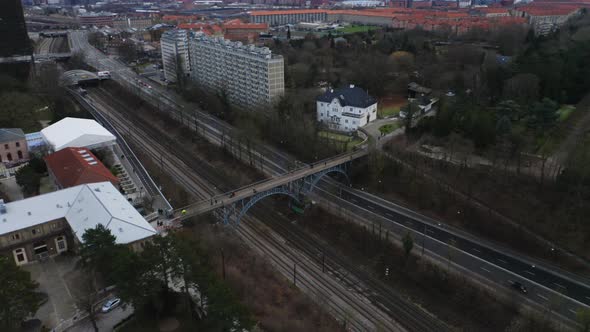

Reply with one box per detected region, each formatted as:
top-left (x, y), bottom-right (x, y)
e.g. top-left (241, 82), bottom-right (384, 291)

top-left (23, 255), bottom-right (85, 330)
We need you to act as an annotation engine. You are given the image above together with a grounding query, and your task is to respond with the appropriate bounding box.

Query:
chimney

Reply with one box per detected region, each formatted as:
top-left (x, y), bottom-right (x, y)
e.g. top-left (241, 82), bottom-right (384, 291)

top-left (350, 84), bottom-right (355, 88)
top-left (0, 199), bottom-right (6, 214)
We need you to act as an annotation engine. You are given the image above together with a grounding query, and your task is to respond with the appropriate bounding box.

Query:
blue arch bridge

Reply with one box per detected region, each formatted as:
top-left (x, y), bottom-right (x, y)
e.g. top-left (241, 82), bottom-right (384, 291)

top-left (175, 149), bottom-right (367, 225)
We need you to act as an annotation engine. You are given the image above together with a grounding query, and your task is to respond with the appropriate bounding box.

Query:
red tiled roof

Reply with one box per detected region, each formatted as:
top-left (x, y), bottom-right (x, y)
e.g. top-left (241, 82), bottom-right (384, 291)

top-left (518, 4), bottom-right (585, 16)
top-left (477, 7), bottom-right (510, 14)
top-left (44, 147), bottom-right (119, 189)
top-left (162, 15), bottom-right (200, 22)
top-left (224, 23), bottom-right (269, 30)
top-left (249, 9), bottom-right (327, 16)
top-left (224, 18), bottom-right (244, 25)
top-left (178, 23), bottom-right (209, 29)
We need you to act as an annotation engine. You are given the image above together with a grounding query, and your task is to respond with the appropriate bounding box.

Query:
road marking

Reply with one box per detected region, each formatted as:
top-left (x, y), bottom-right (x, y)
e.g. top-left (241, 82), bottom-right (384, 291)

top-left (537, 293), bottom-right (548, 300)
top-left (524, 270), bottom-right (535, 276)
top-left (367, 205), bottom-right (375, 210)
top-left (385, 213), bottom-right (393, 218)
top-left (553, 283), bottom-right (566, 290)
top-left (425, 229), bottom-right (435, 234)
top-left (569, 309), bottom-right (578, 314)
top-left (480, 267), bottom-right (491, 273)
top-left (497, 259), bottom-right (507, 264)
top-left (472, 248), bottom-right (481, 253)
top-left (350, 198), bottom-right (358, 203)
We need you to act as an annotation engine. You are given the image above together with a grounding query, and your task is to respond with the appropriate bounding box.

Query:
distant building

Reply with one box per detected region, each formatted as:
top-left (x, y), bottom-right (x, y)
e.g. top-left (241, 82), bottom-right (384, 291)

top-left (0, 128), bottom-right (29, 166)
top-left (0, 182), bottom-right (156, 266)
top-left (400, 95), bottom-right (439, 118)
top-left (160, 29), bottom-right (191, 83)
top-left (78, 12), bottom-right (117, 27)
top-left (41, 117), bottom-right (116, 152)
top-left (250, 10), bottom-right (328, 26)
top-left (407, 82), bottom-right (432, 99)
top-left (223, 22), bottom-right (269, 43)
top-left (112, 16), bottom-right (154, 30)
top-left (44, 147), bottom-right (119, 189)
top-left (316, 85), bottom-right (378, 132)
top-left (189, 35), bottom-right (285, 110)
top-left (512, 5), bottom-right (584, 35)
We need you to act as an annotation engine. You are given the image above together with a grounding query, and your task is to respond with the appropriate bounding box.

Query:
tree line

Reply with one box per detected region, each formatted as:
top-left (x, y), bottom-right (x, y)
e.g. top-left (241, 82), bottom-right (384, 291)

top-left (78, 224), bottom-right (253, 331)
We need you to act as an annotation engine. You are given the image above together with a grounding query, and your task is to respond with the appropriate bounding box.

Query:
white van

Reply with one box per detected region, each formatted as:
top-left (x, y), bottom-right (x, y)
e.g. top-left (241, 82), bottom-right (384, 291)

top-left (97, 71), bottom-right (111, 79)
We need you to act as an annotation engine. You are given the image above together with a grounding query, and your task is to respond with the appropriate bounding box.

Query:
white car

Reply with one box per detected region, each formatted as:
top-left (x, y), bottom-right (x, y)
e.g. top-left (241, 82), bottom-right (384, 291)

top-left (101, 298), bottom-right (121, 313)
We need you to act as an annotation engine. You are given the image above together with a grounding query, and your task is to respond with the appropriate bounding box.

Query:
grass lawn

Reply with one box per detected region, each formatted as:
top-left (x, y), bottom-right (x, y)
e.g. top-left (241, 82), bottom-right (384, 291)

top-left (379, 106), bottom-right (400, 118)
top-left (557, 105), bottom-right (576, 122)
top-left (537, 105), bottom-right (577, 154)
top-left (319, 130), bottom-right (353, 142)
top-left (379, 122), bottom-right (401, 135)
top-left (338, 25), bottom-right (381, 34)
top-left (319, 130), bottom-right (363, 150)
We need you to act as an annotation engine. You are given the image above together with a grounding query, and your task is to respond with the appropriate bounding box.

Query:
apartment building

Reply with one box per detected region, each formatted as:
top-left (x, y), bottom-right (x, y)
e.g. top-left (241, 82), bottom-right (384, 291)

top-left (250, 10), bottom-right (328, 26)
top-left (317, 85), bottom-right (378, 132)
top-left (189, 35), bottom-right (284, 110)
top-left (160, 29), bottom-right (191, 83)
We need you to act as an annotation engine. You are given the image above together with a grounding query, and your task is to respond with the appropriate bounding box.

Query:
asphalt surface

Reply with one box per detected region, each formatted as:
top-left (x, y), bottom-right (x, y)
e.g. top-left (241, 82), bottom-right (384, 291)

top-left (329, 187), bottom-right (590, 321)
top-left (68, 30), bottom-right (590, 325)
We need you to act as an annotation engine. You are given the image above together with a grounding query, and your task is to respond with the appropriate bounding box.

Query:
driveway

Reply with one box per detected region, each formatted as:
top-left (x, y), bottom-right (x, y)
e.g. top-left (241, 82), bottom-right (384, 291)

top-left (73, 305), bottom-right (134, 332)
top-left (23, 255), bottom-right (84, 330)
top-left (363, 118), bottom-right (404, 148)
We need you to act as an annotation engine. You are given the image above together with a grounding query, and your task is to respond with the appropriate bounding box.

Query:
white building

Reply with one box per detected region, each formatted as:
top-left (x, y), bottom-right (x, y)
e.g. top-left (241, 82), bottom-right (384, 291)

top-left (0, 182), bottom-right (156, 266)
top-left (41, 117), bottom-right (116, 152)
top-left (316, 85), bottom-right (378, 132)
top-left (160, 29), bottom-right (191, 83)
top-left (189, 35), bottom-right (285, 110)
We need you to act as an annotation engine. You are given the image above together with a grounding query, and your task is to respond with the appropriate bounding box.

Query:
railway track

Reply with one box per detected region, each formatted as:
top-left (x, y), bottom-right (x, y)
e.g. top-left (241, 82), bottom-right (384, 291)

top-left (250, 203), bottom-right (449, 332)
top-left (89, 88), bottom-right (219, 198)
top-left (80, 86), bottom-right (448, 331)
top-left (239, 214), bottom-right (399, 331)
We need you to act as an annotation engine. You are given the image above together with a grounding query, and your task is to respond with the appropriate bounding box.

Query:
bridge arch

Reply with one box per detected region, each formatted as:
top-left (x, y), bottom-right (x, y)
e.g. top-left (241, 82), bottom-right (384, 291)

top-left (305, 166), bottom-right (351, 195)
top-left (222, 163), bottom-right (352, 226)
top-left (226, 185), bottom-right (301, 225)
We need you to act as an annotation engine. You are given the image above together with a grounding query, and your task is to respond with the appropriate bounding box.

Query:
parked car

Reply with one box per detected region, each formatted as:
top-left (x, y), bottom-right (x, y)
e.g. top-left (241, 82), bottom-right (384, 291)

top-left (101, 298), bottom-right (121, 313)
top-left (511, 281), bottom-right (527, 294)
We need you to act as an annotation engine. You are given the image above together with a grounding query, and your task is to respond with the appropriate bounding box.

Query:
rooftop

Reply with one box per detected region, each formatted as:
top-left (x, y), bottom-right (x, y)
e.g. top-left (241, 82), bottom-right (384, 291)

top-left (191, 35), bottom-right (280, 60)
top-left (0, 128), bottom-right (25, 144)
top-left (249, 9), bottom-right (328, 16)
top-left (0, 182), bottom-right (156, 244)
top-left (41, 117), bottom-right (116, 152)
top-left (44, 147), bottom-right (119, 189)
top-left (317, 85), bottom-right (377, 108)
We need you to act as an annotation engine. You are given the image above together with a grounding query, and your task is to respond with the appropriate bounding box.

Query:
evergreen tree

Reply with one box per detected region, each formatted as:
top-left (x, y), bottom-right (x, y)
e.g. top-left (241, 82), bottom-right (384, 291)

top-left (0, 257), bottom-right (43, 330)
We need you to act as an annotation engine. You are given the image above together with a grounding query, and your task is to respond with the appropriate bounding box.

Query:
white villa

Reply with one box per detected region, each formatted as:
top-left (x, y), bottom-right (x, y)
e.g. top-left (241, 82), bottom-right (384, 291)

top-left (316, 85), bottom-right (377, 132)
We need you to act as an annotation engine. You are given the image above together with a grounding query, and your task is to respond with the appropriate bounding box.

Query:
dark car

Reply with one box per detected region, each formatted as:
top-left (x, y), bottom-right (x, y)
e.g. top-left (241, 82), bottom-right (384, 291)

top-left (511, 281), bottom-right (528, 294)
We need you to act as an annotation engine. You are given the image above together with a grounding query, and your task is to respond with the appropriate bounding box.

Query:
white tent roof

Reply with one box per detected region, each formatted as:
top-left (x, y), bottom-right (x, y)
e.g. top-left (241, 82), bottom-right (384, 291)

top-left (66, 183), bottom-right (156, 244)
top-left (41, 117), bottom-right (116, 151)
top-left (0, 182), bottom-right (156, 244)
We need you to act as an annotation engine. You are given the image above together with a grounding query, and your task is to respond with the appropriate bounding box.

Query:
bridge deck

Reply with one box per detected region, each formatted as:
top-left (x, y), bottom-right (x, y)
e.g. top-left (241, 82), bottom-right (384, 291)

top-left (176, 149), bottom-right (367, 219)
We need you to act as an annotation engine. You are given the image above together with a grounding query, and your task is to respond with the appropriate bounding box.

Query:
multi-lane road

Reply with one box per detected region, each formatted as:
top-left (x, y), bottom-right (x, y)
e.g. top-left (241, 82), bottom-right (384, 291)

top-left (68, 30), bottom-right (590, 326)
